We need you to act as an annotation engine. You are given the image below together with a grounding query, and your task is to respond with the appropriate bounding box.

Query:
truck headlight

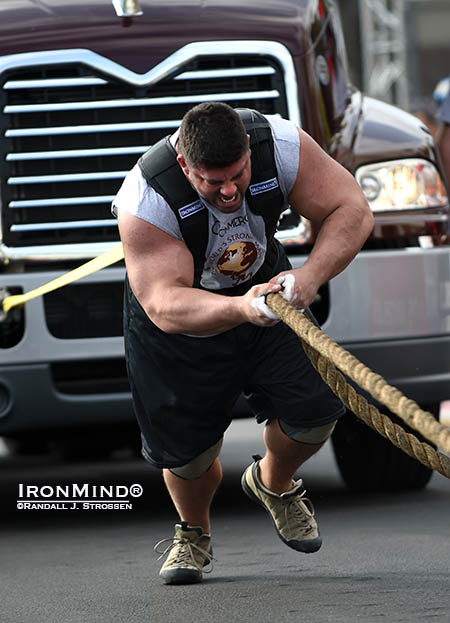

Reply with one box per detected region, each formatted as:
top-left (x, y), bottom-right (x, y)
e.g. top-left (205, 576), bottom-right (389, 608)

top-left (355, 159), bottom-right (448, 212)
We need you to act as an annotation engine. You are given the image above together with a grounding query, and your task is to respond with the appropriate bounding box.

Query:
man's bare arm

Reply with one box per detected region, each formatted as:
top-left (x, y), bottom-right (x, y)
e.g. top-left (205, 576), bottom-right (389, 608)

top-left (270, 128), bottom-right (374, 308)
top-left (118, 209), bottom-right (281, 334)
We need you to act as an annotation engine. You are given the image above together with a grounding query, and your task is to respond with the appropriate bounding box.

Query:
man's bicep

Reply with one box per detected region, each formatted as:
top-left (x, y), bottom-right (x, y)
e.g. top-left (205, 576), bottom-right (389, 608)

top-left (288, 129), bottom-right (361, 223)
top-left (118, 210), bottom-right (194, 303)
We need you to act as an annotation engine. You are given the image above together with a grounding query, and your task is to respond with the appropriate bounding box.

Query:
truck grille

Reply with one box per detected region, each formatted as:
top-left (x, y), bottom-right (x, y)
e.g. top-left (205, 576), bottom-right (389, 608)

top-left (0, 47), bottom-right (289, 256)
top-left (43, 281), bottom-right (124, 339)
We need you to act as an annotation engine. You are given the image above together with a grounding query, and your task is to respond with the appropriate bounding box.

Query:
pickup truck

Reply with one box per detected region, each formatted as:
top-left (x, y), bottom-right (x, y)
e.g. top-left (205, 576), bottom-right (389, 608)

top-left (0, 0), bottom-right (449, 490)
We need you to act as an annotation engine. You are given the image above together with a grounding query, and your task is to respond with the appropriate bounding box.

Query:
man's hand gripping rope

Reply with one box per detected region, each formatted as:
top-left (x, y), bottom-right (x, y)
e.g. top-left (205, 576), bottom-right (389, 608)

top-left (248, 273), bottom-right (303, 325)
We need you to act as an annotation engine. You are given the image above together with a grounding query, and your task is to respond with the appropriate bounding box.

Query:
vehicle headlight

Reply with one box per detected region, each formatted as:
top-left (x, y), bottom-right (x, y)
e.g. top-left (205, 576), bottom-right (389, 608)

top-left (355, 159), bottom-right (448, 212)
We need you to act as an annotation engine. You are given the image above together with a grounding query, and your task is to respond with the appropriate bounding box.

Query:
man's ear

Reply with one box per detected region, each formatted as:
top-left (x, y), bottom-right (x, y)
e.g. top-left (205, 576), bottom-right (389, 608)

top-left (177, 154), bottom-right (189, 176)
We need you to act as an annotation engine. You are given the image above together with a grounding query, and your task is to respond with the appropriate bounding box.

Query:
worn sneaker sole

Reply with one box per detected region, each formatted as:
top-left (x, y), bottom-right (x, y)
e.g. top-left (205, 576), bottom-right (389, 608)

top-left (160, 567), bottom-right (203, 585)
top-left (241, 465), bottom-right (322, 554)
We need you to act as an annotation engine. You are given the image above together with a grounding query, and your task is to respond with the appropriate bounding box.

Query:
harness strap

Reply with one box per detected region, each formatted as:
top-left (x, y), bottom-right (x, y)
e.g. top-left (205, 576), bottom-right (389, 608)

top-left (138, 136), bottom-right (209, 272)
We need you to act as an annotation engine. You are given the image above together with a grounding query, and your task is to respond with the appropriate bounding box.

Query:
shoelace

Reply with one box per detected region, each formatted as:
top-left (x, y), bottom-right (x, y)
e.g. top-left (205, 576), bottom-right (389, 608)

top-left (154, 536), bottom-right (215, 573)
top-left (285, 490), bottom-right (316, 535)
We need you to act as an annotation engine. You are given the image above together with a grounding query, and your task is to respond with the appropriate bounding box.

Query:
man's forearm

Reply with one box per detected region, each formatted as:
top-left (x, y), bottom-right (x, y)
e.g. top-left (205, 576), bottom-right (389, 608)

top-left (304, 203), bottom-right (373, 286)
top-left (142, 285), bottom-right (245, 335)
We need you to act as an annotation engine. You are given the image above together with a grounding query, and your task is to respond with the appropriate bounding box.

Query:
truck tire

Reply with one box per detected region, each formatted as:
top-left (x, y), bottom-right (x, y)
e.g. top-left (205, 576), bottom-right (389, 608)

top-left (331, 404), bottom-right (439, 491)
top-left (54, 426), bottom-right (140, 462)
top-left (4, 436), bottom-right (51, 457)
top-left (56, 439), bottom-right (113, 462)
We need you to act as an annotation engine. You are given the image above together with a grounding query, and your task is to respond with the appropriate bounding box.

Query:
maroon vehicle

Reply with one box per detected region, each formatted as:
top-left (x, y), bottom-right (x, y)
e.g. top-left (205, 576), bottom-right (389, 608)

top-left (0, 0), bottom-right (449, 490)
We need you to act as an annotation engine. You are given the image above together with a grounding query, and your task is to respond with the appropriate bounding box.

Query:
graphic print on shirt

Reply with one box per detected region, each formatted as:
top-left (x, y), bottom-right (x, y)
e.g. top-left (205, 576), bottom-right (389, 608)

top-left (200, 203), bottom-right (267, 290)
top-left (216, 241), bottom-right (258, 283)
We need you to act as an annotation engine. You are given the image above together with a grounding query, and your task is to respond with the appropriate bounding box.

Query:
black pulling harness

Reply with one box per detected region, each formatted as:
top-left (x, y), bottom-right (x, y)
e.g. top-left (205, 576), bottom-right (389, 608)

top-left (138, 108), bottom-right (287, 294)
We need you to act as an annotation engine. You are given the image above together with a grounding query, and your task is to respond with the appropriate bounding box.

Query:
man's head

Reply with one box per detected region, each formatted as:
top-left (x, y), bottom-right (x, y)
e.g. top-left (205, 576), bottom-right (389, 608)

top-left (178, 102), bottom-right (249, 168)
top-left (177, 102), bottom-right (251, 213)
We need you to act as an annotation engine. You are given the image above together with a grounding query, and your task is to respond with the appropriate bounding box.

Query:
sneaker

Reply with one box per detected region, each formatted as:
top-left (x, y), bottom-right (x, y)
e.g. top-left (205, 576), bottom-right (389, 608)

top-left (241, 454), bottom-right (322, 553)
top-left (154, 521), bottom-right (214, 584)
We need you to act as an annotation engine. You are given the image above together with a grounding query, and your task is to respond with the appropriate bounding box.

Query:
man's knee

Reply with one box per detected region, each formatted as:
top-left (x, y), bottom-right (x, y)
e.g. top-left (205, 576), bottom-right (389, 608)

top-left (168, 439), bottom-right (223, 480)
top-left (278, 419), bottom-right (337, 444)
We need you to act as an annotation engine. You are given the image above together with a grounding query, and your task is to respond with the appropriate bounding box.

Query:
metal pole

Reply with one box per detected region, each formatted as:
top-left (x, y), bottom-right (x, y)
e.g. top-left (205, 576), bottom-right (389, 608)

top-left (358, 0), bottom-right (409, 109)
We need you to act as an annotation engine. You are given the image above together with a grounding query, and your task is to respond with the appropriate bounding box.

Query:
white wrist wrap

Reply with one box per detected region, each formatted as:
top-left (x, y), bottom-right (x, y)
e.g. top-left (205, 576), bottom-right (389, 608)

top-left (276, 273), bottom-right (298, 304)
top-left (251, 294), bottom-right (279, 320)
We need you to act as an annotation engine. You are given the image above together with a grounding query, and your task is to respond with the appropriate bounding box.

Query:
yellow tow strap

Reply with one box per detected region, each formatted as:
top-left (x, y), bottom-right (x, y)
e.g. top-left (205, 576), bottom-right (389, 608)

top-left (1, 243), bottom-right (124, 314)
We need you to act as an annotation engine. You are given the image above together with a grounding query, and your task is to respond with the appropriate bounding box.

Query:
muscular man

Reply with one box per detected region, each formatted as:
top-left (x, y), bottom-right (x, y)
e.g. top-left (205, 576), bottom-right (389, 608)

top-left (114, 102), bottom-right (373, 584)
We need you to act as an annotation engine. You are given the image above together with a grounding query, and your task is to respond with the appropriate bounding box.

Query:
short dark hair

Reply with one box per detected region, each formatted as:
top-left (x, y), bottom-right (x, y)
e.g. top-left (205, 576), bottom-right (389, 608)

top-left (178, 102), bottom-right (248, 169)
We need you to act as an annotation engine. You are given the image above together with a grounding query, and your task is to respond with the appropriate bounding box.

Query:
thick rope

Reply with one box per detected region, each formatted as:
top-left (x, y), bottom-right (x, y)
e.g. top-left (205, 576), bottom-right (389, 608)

top-left (266, 293), bottom-right (450, 480)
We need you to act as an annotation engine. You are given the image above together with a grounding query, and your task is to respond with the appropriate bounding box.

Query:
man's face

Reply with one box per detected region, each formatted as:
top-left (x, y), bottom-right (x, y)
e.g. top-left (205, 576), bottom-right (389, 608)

top-left (177, 149), bottom-right (252, 213)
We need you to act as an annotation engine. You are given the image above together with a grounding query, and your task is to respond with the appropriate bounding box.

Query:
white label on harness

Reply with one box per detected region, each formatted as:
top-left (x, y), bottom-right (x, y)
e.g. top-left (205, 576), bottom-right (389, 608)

top-left (249, 177), bottom-right (279, 196)
top-left (178, 200), bottom-right (204, 219)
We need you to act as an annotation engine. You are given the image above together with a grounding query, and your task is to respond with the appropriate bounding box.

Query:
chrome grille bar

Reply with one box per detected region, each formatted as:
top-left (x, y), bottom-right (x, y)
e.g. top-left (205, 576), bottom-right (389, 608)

top-left (5, 120), bottom-right (181, 137)
top-left (8, 171), bottom-right (128, 184)
top-left (4, 89), bottom-right (279, 113)
top-left (175, 67), bottom-right (276, 80)
top-left (4, 77), bottom-right (107, 89)
top-left (10, 196), bottom-right (115, 208)
top-left (7, 146), bottom-right (149, 161)
top-left (11, 219), bottom-right (118, 232)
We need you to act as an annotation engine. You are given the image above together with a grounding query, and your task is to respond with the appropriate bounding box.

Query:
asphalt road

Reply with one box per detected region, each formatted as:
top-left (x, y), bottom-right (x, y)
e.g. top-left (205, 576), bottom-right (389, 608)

top-left (1, 419), bottom-right (449, 623)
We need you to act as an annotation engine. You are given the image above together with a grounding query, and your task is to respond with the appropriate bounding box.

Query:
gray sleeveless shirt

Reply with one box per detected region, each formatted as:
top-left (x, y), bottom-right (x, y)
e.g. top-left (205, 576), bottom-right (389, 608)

top-left (113, 115), bottom-right (300, 291)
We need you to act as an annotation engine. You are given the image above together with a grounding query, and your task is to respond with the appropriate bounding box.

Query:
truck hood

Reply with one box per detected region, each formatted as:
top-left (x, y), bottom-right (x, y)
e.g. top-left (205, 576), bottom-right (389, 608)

top-left (354, 96), bottom-right (438, 168)
top-left (0, 0), bottom-right (312, 72)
